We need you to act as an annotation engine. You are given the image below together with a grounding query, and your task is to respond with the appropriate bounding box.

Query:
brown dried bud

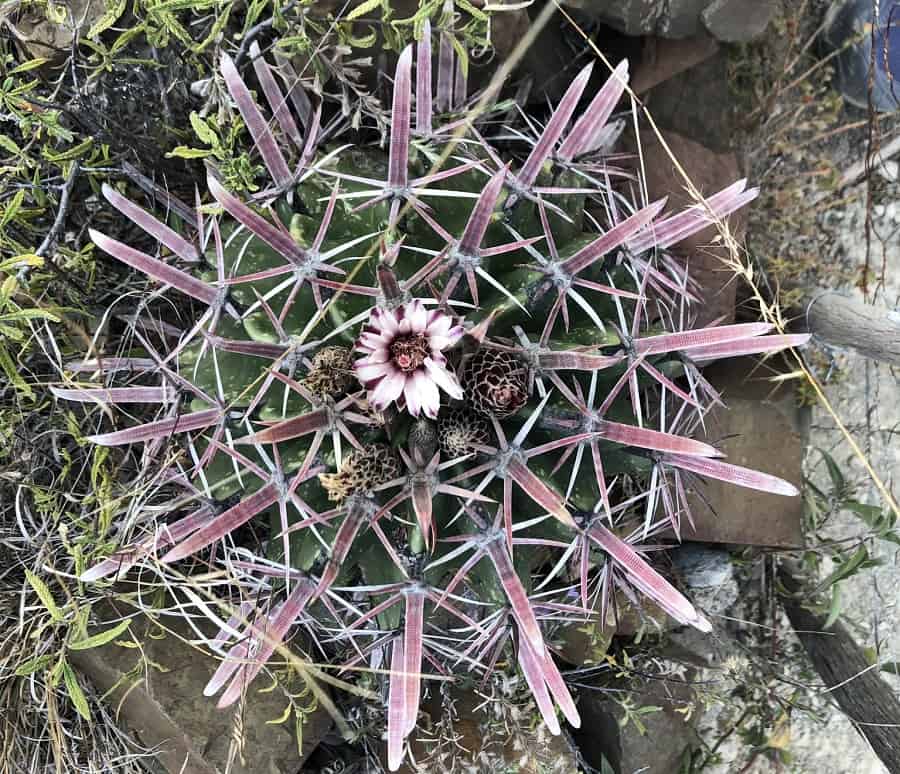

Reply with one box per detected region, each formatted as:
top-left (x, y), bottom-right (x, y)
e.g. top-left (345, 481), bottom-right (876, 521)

top-left (302, 346), bottom-right (355, 399)
top-left (463, 348), bottom-right (529, 419)
top-left (318, 443), bottom-right (401, 502)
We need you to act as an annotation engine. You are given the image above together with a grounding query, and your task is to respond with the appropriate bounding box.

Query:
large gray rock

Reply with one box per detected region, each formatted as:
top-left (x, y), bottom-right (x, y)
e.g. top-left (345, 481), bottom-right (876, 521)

top-left (561, 0), bottom-right (774, 42)
top-left (672, 544), bottom-right (740, 619)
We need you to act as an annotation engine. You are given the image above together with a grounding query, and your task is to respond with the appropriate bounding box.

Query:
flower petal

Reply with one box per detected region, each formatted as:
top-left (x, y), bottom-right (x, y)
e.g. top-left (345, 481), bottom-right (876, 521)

top-left (371, 370), bottom-right (408, 409)
top-left (407, 299), bottom-right (429, 332)
top-left (424, 357), bottom-right (463, 400)
top-left (372, 307), bottom-right (400, 336)
top-left (424, 311), bottom-right (453, 337)
top-left (406, 370), bottom-right (440, 418)
top-left (355, 360), bottom-right (395, 385)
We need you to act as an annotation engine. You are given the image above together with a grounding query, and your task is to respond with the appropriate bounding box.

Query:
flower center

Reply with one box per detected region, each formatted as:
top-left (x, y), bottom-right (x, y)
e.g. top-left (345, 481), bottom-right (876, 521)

top-left (390, 333), bottom-right (429, 372)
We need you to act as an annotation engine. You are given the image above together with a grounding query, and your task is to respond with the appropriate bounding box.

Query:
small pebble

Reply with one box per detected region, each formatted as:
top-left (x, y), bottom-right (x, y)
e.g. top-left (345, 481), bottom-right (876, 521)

top-left (191, 78), bottom-right (212, 98)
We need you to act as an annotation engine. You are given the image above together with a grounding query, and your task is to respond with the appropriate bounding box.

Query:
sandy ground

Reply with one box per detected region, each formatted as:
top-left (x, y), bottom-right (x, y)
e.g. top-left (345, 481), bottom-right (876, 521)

top-left (705, 177), bottom-right (900, 774)
top-left (787, 187), bottom-right (900, 774)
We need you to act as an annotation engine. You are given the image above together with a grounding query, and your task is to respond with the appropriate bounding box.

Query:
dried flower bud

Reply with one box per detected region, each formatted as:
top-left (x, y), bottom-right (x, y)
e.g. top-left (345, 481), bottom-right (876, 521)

top-left (302, 346), bottom-right (355, 400)
top-left (318, 443), bottom-right (401, 502)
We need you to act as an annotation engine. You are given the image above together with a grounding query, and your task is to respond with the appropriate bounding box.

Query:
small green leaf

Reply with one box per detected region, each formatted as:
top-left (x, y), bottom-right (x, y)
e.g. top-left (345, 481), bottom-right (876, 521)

top-left (43, 137), bottom-right (93, 163)
top-left (345, 0), bottom-right (383, 21)
top-left (455, 0), bottom-right (489, 21)
top-left (818, 545), bottom-right (879, 591)
top-left (0, 309), bottom-right (61, 323)
top-left (0, 190), bottom-right (25, 228)
top-left (166, 146), bottom-right (212, 159)
top-left (62, 661), bottom-right (91, 721)
top-left (0, 135), bottom-right (21, 155)
top-left (25, 569), bottom-right (63, 621)
top-left (449, 34), bottom-right (469, 77)
top-left (266, 703), bottom-right (293, 725)
top-left (819, 448), bottom-right (846, 495)
top-left (15, 653), bottom-right (54, 676)
top-left (881, 661), bottom-right (900, 677)
top-left (823, 583), bottom-right (841, 630)
top-left (189, 111), bottom-right (217, 145)
top-left (844, 500), bottom-right (886, 528)
top-left (69, 618), bottom-right (132, 651)
top-left (9, 58), bottom-right (50, 74)
top-left (47, 2), bottom-right (69, 23)
top-left (87, 0), bottom-right (127, 38)
top-left (346, 27), bottom-right (378, 48)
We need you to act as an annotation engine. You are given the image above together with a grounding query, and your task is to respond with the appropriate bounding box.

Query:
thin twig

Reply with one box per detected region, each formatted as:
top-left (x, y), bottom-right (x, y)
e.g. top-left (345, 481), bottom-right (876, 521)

top-left (233, 0), bottom-right (300, 69)
top-left (35, 162), bottom-right (80, 260)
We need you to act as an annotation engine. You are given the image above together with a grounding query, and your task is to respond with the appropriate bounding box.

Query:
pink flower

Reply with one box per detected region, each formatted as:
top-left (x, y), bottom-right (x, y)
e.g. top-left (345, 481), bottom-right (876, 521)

top-left (355, 300), bottom-right (464, 419)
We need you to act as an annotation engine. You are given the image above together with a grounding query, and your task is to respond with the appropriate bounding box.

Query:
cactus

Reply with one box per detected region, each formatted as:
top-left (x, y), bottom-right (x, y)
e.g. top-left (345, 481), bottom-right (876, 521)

top-left (56, 27), bottom-right (809, 771)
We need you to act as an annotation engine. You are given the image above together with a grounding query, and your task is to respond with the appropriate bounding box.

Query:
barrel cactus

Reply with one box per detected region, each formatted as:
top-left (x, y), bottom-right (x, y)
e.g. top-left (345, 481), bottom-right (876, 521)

top-left (56, 27), bottom-right (808, 770)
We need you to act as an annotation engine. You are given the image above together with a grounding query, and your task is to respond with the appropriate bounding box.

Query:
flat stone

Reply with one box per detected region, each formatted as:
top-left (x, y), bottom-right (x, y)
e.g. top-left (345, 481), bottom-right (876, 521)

top-left (629, 128), bottom-right (746, 326)
top-left (70, 601), bottom-right (332, 774)
top-left (561, 0), bottom-right (706, 38)
top-left (702, 0), bottom-right (776, 42)
top-left (679, 357), bottom-right (807, 548)
top-left (642, 50), bottom-right (737, 153)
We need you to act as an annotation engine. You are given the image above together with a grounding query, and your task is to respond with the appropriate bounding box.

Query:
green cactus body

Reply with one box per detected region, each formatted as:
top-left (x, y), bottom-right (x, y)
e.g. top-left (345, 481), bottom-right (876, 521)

top-left (65, 37), bottom-right (808, 771)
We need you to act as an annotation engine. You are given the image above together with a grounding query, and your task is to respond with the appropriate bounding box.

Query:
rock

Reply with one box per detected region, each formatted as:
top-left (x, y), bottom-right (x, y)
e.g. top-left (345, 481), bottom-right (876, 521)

top-left (70, 602), bottom-right (332, 774)
top-left (558, 613), bottom-right (616, 666)
top-left (642, 49), bottom-right (737, 152)
top-left (671, 544), bottom-right (740, 619)
top-left (702, 0), bottom-right (776, 42)
top-left (391, 685), bottom-right (583, 773)
top-left (627, 128), bottom-right (746, 326)
top-left (9, 0), bottom-right (105, 62)
top-left (671, 544), bottom-right (732, 588)
top-left (559, 583), bottom-right (689, 655)
top-left (631, 34), bottom-right (720, 94)
top-left (560, 0), bottom-right (773, 42)
top-left (574, 670), bottom-right (703, 773)
top-left (678, 357), bottom-right (807, 548)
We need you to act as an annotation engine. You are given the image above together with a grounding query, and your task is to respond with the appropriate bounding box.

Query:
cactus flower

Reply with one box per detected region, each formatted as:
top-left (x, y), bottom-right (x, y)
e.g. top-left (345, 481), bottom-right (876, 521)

top-left (354, 300), bottom-right (464, 418)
